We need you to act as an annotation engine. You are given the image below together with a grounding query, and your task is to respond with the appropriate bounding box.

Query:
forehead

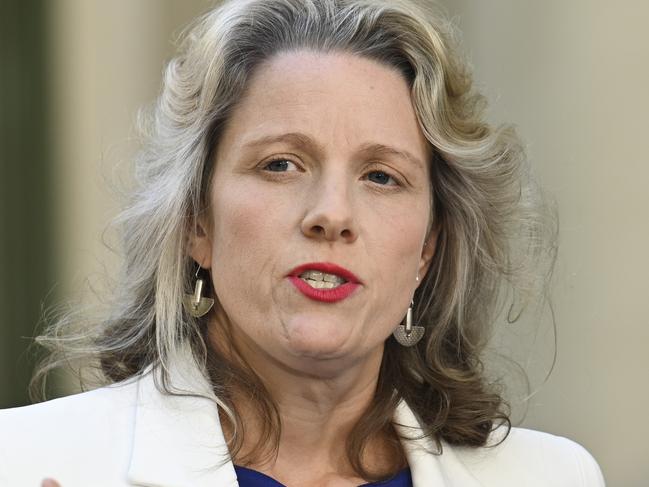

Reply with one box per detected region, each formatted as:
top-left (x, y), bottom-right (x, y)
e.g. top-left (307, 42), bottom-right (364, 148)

top-left (218, 50), bottom-right (431, 163)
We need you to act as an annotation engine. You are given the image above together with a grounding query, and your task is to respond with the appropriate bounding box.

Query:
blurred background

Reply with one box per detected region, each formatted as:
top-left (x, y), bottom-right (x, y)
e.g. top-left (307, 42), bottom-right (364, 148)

top-left (1, 1), bottom-right (647, 485)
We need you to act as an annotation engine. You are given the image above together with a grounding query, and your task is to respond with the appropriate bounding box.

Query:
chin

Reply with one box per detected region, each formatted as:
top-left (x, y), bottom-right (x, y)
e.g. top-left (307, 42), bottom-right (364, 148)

top-left (280, 342), bottom-right (362, 379)
top-left (282, 315), bottom-right (357, 360)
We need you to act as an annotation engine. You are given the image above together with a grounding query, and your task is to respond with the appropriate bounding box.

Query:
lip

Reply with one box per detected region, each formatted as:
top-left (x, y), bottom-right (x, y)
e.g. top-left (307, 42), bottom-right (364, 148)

top-left (287, 262), bottom-right (362, 303)
top-left (288, 262), bottom-right (361, 284)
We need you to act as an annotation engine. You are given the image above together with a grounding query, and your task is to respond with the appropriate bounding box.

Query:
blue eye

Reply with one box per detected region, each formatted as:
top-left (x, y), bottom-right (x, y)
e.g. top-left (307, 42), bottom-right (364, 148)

top-left (263, 159), bottom-right (296, 172)
top-left (366, 170), bottom-right (396, 185)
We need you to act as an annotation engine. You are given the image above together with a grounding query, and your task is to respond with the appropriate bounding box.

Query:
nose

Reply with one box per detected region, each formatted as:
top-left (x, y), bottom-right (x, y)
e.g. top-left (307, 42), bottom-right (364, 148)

top-left (300, 174), bottom-right (358, 244)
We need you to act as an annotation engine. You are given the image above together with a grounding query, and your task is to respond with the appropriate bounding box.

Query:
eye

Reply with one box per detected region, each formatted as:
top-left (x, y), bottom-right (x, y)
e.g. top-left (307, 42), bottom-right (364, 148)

top-left (365, 170), bottom-right (398, 186)
top-left (263, 158), bottom-right (299, 172)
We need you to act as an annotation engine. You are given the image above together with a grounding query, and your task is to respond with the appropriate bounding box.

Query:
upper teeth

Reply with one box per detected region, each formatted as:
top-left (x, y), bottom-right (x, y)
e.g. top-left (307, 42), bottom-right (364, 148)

top-left (299, 270), bottom-right (346, 288)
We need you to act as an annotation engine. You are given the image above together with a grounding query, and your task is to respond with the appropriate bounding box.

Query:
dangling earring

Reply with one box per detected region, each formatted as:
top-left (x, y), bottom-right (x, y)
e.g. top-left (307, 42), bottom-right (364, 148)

top-left (182, 266), bottom-right (214, 318)
top-left (392, 299), bottom-right (425, 347)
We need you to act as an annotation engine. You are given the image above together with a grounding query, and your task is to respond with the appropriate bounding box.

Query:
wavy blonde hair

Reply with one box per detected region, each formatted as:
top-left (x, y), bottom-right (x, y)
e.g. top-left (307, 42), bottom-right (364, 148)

top-left (32, 0), bottom-right (556, 481)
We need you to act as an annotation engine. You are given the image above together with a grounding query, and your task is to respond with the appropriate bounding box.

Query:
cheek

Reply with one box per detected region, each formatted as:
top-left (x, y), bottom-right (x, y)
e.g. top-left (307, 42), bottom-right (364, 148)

top-left (207, 179), bottom-right (294, 321)
top-left (359, 197), bottom-right (431, 331)
top-left (209, 181), bottom-right (283, 262)
top-left (208, 196), bottom-right (256, 341)
top-left (365, 196), bottom-right (430, 274)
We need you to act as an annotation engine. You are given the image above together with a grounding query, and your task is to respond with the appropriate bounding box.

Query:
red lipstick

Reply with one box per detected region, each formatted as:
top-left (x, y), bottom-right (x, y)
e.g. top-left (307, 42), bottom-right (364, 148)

top-left (288, 262), bottom-right (361, 303)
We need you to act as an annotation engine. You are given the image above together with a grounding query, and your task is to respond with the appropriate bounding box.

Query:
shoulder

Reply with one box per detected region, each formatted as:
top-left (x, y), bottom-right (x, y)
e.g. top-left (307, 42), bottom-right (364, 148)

top-left (448, 426), bottom-right (605, 486)
top-left (395, 400), bottom-right (605, 486)
top-left (0, 376), bottom-right (141, 485)
top-left (0, 376), bottom-right (139, 435)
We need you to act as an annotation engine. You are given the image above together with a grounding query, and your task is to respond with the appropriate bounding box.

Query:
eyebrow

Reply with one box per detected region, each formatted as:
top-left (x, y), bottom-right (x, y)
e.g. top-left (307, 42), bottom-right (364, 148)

top-left (240, 132), bottom-right (426, 171)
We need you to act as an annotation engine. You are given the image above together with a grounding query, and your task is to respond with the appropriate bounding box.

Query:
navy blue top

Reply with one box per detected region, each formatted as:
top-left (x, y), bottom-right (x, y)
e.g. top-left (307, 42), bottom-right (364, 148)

top-left (234, 465), bottom-right (412, 486)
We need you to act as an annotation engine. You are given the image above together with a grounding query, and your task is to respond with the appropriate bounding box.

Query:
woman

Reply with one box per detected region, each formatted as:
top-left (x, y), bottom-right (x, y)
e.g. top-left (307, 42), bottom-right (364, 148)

top-left (1, 0), bottom-right (604, 485)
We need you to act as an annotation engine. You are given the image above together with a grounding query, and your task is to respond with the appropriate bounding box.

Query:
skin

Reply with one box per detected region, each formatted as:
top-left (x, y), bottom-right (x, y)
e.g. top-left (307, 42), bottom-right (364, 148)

top-left (190, 50), bottom-right (438, 486)
top-left (47, 50), bottom-right (438, 487)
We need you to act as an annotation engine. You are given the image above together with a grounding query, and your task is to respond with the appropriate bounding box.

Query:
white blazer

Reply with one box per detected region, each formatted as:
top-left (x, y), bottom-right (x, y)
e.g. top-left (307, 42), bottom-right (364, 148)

top-left (0, 350), bottom-right (605, 487)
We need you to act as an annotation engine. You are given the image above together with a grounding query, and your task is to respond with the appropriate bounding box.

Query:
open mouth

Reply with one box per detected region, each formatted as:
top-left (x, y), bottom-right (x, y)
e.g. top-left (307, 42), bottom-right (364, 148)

top-left (288, 262), bottom-right (361, 302)
top-left (298, 270), bottom-right (348, 290)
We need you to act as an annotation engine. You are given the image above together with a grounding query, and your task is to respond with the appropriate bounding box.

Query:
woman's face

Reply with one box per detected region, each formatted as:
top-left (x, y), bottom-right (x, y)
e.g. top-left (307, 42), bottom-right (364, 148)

top-left (191, 50), bottom-right (437, 376)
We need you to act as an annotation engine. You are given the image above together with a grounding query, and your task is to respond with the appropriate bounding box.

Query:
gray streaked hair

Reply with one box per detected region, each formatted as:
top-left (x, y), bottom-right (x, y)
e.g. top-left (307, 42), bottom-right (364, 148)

top-left (33, 0), bottom-right (556, 481)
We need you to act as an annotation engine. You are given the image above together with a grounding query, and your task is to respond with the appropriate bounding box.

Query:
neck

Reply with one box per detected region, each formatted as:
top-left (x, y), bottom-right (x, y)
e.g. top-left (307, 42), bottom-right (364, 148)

top-left (208, 318), bottom-right (405, 485)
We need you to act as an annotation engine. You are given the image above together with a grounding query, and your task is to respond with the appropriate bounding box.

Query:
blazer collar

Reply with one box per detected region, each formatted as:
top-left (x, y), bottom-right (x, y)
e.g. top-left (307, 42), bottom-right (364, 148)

top-left (394, 401), bottom-right (482, 487)
top-left (126, 347), bottom-right (482, 487)
top-left (127, 349), bottom-right (238, 487)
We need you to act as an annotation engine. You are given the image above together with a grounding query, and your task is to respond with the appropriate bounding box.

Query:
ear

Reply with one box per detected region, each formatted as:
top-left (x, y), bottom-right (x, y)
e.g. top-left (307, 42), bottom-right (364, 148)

top-left (187, 217), bottom-right (213, 269)
top-left (417, 223), bottom-right (440, 283)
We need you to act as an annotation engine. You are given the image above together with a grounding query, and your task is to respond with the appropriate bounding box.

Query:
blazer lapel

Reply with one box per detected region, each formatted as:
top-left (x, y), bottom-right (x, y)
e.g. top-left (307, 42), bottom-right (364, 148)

top-left (125, 348), bottom-right (482, 487)
top-left (126, 349), bottom-right (238, 487)
top-left (394, 401), bottom-right (482, 487)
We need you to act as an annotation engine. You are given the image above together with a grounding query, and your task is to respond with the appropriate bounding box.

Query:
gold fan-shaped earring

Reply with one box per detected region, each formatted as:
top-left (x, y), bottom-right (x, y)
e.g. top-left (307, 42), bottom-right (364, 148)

top-left (392, 299), bottom-right (425, 347)
top-left (183, 266), bottom-right (214, 318)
